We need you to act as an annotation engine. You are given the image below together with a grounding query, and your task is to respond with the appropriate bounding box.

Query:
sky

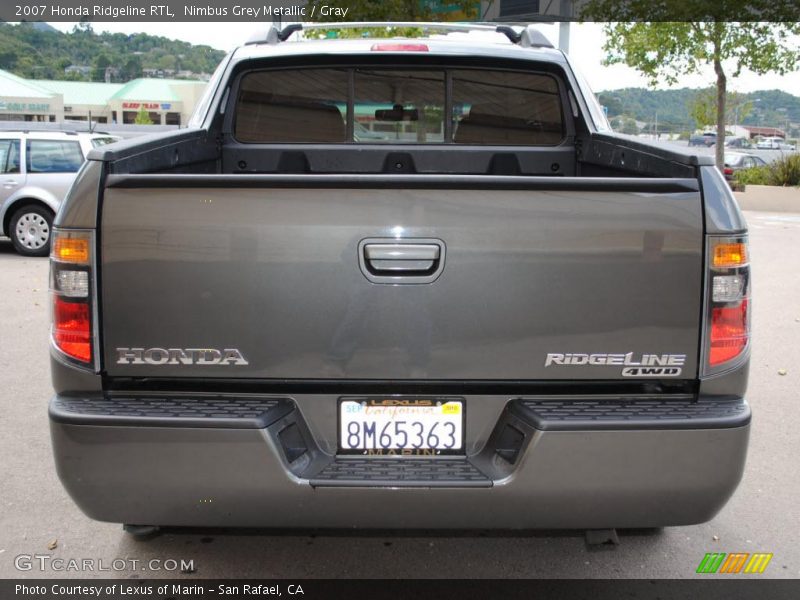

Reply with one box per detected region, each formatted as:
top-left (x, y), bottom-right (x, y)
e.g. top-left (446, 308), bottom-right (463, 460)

top-left (47, 21), bottom-right (800, 96)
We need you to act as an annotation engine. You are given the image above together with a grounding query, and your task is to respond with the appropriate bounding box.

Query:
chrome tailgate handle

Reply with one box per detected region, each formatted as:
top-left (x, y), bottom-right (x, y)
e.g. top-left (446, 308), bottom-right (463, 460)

top-left (359, 238), bottom-right (445, 284)
top-left (364, 243), bottom-right (440, 272)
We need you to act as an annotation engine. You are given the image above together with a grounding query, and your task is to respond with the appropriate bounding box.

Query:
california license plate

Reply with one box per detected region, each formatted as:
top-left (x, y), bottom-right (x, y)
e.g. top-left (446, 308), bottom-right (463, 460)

top-left (338, 398), bottom-right (465, 455)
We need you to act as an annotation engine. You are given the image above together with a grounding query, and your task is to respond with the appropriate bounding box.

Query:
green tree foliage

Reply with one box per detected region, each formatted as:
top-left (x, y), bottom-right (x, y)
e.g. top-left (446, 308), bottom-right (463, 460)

top-left (689, 87), bottom-right (752, 129)
top-left (581, 1), bottom-right (800, 169)
top-left (91, 53), bottom-right (111, 82)
top-left (597, 87), bottom-right (800, 131)
top-left (610, 115), bottom-right (640, 135)
top-left (0, 22), bottom-right (225, 82)
top-left (133, 106), bottom-right (154, 125)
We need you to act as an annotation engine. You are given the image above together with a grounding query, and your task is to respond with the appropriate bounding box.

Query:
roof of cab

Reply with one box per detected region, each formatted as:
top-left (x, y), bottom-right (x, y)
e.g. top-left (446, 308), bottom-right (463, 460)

top-left (232, 27), bottom-right (566, 65)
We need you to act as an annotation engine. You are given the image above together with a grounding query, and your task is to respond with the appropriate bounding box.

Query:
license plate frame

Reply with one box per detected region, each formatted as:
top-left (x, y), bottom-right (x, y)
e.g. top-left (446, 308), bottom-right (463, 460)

top-left (337, 397), bottom-right (466, 456)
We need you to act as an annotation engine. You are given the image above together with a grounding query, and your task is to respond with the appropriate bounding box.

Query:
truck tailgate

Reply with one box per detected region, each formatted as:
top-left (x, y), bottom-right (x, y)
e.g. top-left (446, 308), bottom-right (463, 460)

top-left (100, 175), bottom-right (703, 381)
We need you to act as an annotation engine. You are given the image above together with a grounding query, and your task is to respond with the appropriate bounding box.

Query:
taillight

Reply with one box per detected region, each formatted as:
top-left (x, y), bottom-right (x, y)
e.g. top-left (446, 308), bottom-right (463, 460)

top-left (53, 297), bottom-right (92, 362)
top-left (50, 229), bottom-right (94, 367)
top-left (703, 236), bottom-right (750, 374)
top-left (723, 167), bottom-right (733, 176)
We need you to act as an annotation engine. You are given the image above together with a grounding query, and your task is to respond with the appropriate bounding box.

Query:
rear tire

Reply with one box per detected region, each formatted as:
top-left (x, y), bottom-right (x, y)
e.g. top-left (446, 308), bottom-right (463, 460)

top-left (10, 204), bottom-right (54, 257)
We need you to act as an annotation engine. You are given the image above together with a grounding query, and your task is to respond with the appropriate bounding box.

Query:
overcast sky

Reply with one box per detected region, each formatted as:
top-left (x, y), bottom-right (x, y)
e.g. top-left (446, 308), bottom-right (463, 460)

top-left (47, 21), bottom-right (800, 96)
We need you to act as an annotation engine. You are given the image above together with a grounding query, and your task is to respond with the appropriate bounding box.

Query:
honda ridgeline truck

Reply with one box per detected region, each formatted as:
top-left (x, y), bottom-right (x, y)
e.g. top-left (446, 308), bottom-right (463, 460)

top-left (48, 23), bottom-right (751, 532)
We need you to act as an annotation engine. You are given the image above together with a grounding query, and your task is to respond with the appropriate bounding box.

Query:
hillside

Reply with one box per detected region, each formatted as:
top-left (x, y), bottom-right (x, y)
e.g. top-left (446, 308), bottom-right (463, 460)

top-left (0, 22), bottom-right (225, 82)
top-left (597, 87), bottom-right (800, 134)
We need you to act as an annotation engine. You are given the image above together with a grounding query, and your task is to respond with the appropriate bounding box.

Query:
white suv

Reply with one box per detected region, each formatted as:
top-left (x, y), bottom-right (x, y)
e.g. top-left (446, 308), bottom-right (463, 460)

top-left (0, 131), bottom-right (118, 256)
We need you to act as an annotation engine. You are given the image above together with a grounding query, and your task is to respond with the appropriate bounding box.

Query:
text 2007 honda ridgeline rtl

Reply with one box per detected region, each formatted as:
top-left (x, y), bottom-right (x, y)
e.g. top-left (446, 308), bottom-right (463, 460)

top-left (48, 23), bottom-right (751, 532)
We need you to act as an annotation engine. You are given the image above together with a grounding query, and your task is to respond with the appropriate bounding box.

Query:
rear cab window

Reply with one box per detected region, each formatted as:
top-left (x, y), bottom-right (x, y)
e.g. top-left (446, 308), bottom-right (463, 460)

top-left (26, 139), bottom-right (84, 173)
top-left (233, 66), bottom-right (566, 146)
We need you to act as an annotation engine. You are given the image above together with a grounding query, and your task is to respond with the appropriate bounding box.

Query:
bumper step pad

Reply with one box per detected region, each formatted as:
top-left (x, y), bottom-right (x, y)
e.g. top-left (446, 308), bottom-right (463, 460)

top-left (49, 395), bottom-right (294, 429)
top-left (310, 457), bottom-right (492, 488)
top-left (514, 398), bottom-right (750, 431)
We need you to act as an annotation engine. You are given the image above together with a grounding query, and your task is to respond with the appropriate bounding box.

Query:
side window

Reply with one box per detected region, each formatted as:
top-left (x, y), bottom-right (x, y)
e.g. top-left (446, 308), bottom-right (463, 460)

top-left (0, 139), bottom-right (21, 174)
top-left (26, 140), bottom-right (84, 173)
top-left (451, 70), bottom-right (564, 145)
top-left (234, 69), bottom-right (348, 143)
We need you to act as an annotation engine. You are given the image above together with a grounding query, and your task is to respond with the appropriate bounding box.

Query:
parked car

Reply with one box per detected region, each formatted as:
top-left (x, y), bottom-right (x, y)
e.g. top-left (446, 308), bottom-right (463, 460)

top-left (724, 137), bottom-right (753, 149)
top-left (0, 131), bottom-right (120, 256)
top-left (48, 23), bottom-right (752, 534)
top-left (756, 136), bottom-right (795, 151)
top-left (723, 152), bottom-right (768, 181)
top-left (689, 132), bottom-right (716, 147)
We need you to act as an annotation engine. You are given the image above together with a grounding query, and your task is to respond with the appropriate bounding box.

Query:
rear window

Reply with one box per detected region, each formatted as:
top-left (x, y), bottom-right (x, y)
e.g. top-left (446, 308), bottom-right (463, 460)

top-left (26, 140), bottom-right (83, 173)
top-left (451, 70), bottom-right (563, 145)
top-left (234, 68), bottom-right (564, 145)
top-left (236, 69), bottom-right (348, 143)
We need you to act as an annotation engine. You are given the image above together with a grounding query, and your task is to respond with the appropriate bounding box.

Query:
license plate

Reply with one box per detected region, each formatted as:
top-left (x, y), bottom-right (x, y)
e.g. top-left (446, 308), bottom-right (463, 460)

top-left (338, 398), bottom-right (465, 455)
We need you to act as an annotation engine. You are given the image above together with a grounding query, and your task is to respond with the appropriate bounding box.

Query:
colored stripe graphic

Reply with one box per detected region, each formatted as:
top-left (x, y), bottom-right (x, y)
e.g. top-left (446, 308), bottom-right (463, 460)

top-left (719, 553), bottom-right (749, 573)
top-left (697, 553), bottom-right (727, 574)
top-left (744, 553), bottom-right (773, 574)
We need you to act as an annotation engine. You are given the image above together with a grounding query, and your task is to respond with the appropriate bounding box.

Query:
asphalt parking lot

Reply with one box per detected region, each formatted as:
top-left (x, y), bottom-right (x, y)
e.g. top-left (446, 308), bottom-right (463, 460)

top-left (1, 210), bottom-right (799, 580)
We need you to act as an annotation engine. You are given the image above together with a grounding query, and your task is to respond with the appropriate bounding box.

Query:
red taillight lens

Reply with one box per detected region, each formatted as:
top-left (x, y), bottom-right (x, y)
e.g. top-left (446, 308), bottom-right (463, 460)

top-left (53, 287), bottom-right (92, 363)
top-left (709, 299), bottom-right (748, 366)
top-left (371, 43), bottom-right (429, 52)
top-left (723, 167), bottom-right (733, 176)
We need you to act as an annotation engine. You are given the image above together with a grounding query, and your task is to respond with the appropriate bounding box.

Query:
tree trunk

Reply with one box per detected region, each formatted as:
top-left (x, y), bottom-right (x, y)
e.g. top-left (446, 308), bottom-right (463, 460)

top-left (713, 30), bottom-right (727, 172)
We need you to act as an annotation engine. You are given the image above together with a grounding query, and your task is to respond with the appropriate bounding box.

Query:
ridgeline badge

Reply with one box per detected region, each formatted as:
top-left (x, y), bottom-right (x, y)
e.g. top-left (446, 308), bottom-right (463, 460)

top-left (544, 352), bottom-right (686, 377)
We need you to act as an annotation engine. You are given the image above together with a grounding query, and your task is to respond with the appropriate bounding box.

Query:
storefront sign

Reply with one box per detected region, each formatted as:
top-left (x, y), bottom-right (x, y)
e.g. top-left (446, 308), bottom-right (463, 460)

top-left (0, 101), bottom-right (50, 112)
top-left (122, 102), bottom-right (160, 110)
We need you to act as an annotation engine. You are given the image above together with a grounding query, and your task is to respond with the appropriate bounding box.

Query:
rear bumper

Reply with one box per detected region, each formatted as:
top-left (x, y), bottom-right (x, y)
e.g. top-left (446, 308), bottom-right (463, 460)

top-left (49, 394), bottom-right (750, 529)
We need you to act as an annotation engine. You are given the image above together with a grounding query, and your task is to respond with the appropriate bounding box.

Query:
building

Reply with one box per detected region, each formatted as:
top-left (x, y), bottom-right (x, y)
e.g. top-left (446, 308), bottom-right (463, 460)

top-left (0, 70), bottom-right (63, 122)
top-left (0, 69), bottom-right (207, 126)
top-left (741, 126), bottom-right (786, 140)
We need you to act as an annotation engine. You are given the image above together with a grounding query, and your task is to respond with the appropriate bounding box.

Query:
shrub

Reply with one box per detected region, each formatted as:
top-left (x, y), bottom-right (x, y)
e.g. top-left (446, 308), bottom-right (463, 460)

top-left (734, 154), bottom-right (800, 188)
top-left (734, 166), bottom-right (772, 187)
top-left (768, 153), bottom-right (800, 187)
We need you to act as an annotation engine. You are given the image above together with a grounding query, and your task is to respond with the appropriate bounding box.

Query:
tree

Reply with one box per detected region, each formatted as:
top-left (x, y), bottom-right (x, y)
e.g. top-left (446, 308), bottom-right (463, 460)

top-left (581, 2), bottom-right (800, 170)
top-left (121, 55), bottom-right (142, 81)
top-left (91, 53), bottom-right (110, 82)
top-left (689, 87), bottom-right (752, 129)
top-left (134, 106), bottom-right (154, 125)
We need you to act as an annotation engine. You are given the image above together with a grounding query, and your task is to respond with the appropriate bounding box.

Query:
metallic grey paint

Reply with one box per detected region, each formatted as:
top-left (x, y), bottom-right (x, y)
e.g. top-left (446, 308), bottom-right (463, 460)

top-left (50, 396), bottom-right (749, 529)
top-left (100, 185), bottom-right (703, 381)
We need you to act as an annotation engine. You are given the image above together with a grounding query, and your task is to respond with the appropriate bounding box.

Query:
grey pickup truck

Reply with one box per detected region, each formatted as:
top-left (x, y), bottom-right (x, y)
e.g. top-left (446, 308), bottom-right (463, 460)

top-left (48, 23), bottom-right (751, 533)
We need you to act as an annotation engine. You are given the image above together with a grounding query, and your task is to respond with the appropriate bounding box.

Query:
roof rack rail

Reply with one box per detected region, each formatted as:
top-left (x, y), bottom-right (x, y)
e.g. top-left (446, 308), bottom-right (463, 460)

top-left (246, 22), bottom-right (554, 49)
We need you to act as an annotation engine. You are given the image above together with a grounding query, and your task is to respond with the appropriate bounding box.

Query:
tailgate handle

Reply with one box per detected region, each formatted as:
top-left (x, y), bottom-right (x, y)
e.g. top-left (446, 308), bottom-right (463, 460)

top-left (364, 243), bottom-right (440, 273)
top-left (359, 238), bottom-right (446, 284)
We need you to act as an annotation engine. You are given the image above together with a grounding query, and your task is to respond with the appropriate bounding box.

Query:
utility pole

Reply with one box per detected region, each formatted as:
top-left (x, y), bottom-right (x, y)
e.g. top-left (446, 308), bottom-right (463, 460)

top-left (559, 0), bottom-right (572, 53)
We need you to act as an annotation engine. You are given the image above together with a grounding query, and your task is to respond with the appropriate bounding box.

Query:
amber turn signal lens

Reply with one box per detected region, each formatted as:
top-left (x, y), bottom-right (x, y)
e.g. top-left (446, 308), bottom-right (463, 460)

top-left (53, 237), bottom-right (90, 264)
top-left (712, 242), bottom-right (747, 268)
